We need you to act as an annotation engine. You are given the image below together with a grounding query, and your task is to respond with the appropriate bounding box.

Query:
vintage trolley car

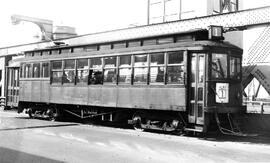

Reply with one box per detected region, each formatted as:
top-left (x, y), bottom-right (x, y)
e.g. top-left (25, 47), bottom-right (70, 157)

top-left (7, 26), bottom-right (245, 133)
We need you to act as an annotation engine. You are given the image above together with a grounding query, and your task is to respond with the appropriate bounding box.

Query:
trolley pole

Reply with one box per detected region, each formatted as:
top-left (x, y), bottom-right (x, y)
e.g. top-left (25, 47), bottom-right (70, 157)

top-left (147, 0), bottom-right (150, 25)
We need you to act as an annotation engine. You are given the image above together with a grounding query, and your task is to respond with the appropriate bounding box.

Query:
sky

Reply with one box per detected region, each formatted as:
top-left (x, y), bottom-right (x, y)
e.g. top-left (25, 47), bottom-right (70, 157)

top-left (0, 0), bottom-right (147, 47)
top-left (0, 0), bottom-right (269, 47)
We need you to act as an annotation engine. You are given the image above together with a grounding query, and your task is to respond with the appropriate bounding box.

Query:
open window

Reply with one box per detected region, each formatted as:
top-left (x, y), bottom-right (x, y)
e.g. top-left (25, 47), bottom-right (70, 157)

top-left (167, 51), bottom-right (185, 84)
top-left (51, 61), bottom-right (62, 84)
top-left (63, 60), bottom-right (75, 84)
top-left (119, 55), bottom-right (132, 84)
top-left (77, 59), bottom-right (89, 84)
top-left (133, 54), bottom-right (148, 84)
top-left (103, 56), bottom-right (117, 84)
top-left (89, 58), bottom-right (103, 85)
top-left (150, 53), bottom-right (165, 84)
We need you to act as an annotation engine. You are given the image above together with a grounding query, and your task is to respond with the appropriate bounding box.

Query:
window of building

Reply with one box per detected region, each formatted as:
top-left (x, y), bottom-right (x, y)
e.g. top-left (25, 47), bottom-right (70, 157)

top-left (77, 59), bottom-right (89, 84)
top-left (150, 53), bottom-right (165, 84)
top-left (33, 63), bottom-right (40, 78)
top-left (167, 51), bottom-right (185, 84)
top-left (134, 54), bottom-right (148, 84)
top-left (103, 57), bottom-right (117, 84)
top-left (51, 61), bottom-right (62, 83)
top-left (63, 60), bottom-right (75, 84)
top-left (119, 55), bottom-right (132, 84)
top-left (89, 58), bottom-right (103, 85)
top-left (41, 62), bottom-right (49, 78)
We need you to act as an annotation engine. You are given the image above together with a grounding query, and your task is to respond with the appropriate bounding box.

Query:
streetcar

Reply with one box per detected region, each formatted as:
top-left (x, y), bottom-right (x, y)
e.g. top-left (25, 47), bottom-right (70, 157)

top-left (6, 26), bottom-right (245, 134)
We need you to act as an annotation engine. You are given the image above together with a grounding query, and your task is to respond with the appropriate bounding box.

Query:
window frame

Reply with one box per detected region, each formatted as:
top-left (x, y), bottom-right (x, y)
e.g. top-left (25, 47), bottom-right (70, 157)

top-left (133, 54), bottom-right (149, 85)
top-left (76, 58), bottom-right (89, 85)
top-left (118, 55), bottom-right (132, 85)
top-left (103, 56), bottom-right (117, 84)
top-left (63, 59), bottom-right (76, 85)
top-left (166, 51), bottom-right (186, 85)
top-left (89, 57), bottom-right (103, 85)
top-left (149, 52), bottom-right (165, 85)
top-left (51, 60), bottom-right (63, 84)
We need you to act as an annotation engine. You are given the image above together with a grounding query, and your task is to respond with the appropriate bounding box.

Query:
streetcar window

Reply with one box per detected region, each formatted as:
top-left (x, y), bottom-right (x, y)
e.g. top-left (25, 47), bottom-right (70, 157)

top-left (119, 55), bottom-right (131, 66)
top-left (90, 58), bottom-right (102, 69)
top-left (230, 56), bottom-right (241, 80)
top-left (25, 64), bottom-right (32, 78)
top-left (150, 53), bottom-right (165, 84)
top-left (41, 63), bottom-right (49, 78)
top-left (61, 48), bottom-right (71, 54)
top-left (89, 69), bottom-right (103, 85)
top-left (150, 53), bottom-right (164, 65)
top-left (89, 58), bottom-right (103, 85)
top-left (167, 51), bottom-right (185, 84)
top-left (52, 71), bottom-right (62, 83)
top-left (52, 61), bottom-right (62, 84)
top-left (63, 60), bottom-right (75, 84)
top-left (104, 57), bottom-right (117, 84)
top-left (168, 51), bottom-right (184, 64)
top-left (104, 57), bottom-right (116, 68)
top-left (104, 69), bottom-right (117, 83)
top-left (134, 55), bottom-right (147, 66)
top-left (99, 44), bottom-right (112, 51)
top-left (64, 60), bottom-right (75, 69)
top-left (211, 53), bottom-right (227, 79)
top-left (128, 40), bottom-right (141, 47)
top-left (34, 51), bottom-right (41, 57)
top-left (134, 67), bottom-right (148, 83)
top-left (157, 37), bottom-right (174, 44)
top-left (119, 56), bottom-right (131, 84)
top-left (113, 42), bottom-right (126, 49)
top-left (33, 63), bottom-right (40, 78)
top-left (42, 51), bottom-right (50, 56)
top-left (134, 54), bottom-right (148, 84)
top-left (73, 47), bottom-right (84, 53)
top-left (143, 39), bottom-right (157, 46)
top-left (167, 66), bottom-right (184, 84)
top-left (77, 59), bottom-right (89, 84)
top-left (52, 61), bottom-right (62, 70)
top-left (20, 64), bottom-right (25, 78)
top-left (84, 45), bottom-right (98, 52)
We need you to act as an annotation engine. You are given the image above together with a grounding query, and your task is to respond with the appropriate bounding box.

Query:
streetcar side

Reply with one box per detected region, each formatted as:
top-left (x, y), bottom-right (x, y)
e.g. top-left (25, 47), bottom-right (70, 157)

top-left (16, 29), bottom-right (245, 133)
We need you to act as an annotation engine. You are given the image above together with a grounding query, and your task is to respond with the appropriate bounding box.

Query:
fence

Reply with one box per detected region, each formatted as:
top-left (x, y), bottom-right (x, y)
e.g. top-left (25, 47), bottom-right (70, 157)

top-left (244, 100), bottom-right (270, 114)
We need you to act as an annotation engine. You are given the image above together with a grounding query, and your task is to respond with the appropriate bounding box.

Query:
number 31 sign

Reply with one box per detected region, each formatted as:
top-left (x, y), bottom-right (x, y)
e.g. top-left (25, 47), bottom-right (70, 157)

top-left (216, 83), bottom-right (229, 103)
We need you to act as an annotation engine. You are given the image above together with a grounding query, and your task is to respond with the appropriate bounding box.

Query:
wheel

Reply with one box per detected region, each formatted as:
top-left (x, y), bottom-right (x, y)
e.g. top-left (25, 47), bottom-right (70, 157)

top-left (132, 112), bottom-right (145, 132)
top-left (47, 107), bottom-right (59, 121)
top-left (28, 108), bottom-right (35, 119)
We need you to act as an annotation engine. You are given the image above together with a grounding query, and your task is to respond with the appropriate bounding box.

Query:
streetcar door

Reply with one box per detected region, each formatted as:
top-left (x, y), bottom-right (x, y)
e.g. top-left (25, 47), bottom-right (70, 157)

top-left (188, 53), bottom-right (205, 125)
top-left (6, 67), bottom-right (20, 107)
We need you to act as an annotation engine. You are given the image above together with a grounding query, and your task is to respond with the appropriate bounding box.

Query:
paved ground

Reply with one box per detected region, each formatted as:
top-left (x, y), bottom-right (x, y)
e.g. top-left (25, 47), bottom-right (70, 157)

top-left (1, 109), bottom-right (270, 163)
